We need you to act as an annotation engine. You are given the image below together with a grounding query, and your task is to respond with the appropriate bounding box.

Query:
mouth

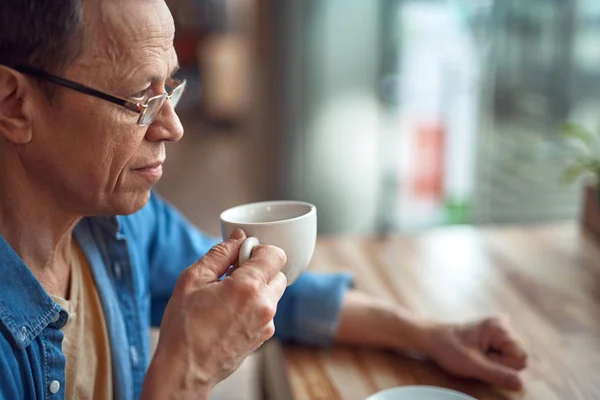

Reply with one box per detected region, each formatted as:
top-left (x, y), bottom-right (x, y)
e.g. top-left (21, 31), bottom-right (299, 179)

top-left (131, 160), bottom-right (164, 179)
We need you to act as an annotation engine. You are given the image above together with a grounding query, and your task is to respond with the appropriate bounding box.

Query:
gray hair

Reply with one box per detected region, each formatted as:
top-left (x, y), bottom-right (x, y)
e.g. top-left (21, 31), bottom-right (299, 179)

top-left (0, 1), bottom-right (84, 77)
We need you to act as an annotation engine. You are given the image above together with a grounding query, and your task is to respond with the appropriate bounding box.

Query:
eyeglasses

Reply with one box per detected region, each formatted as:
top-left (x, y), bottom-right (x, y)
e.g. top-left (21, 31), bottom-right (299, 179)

top-left (14, 66), bottom-right (186, 126)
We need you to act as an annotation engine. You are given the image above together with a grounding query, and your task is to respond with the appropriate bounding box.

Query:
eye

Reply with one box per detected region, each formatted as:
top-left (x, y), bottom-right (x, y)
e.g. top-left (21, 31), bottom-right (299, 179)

top-left (165, 78), bottom-right (176, 92)
top-left (130, 87), bottom-right (151, 101)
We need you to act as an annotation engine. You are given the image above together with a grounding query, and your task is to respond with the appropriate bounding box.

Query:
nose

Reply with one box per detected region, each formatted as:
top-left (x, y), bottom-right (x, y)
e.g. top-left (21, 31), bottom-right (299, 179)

top-left (144, 100), bottom-right (184, 143)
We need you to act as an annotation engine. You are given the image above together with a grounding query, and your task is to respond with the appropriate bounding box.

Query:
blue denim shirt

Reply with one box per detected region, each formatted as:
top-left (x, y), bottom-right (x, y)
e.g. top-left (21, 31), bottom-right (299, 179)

top-left (0, 192), bottom-right (353, 399)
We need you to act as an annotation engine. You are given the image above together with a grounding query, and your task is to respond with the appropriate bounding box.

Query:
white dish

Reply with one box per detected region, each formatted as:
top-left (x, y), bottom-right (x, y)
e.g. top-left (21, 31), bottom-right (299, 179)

top-left (366, 386), bottom-right (476, 400)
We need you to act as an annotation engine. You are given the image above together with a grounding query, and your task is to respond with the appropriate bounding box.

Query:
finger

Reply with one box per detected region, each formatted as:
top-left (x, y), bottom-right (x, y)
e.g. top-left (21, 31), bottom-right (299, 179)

top-left (232, 245), bottom-right (287, 284)
top-left (226, 264), bottom-right (239, 278)
top-left (488, 351), bottom-right (527, 371)
top-left (487, 319), bottom-right (528, 370)
top-left (225, 252), bottom-right (244, 278)
top-left (467, 352), bottom-right (523, 391)
top-left (267, 272), bottom-right (287, 302)
top-left (496, 337), bottom-right (528, 370)
top-left (188, 229), bottom-right (247, 283)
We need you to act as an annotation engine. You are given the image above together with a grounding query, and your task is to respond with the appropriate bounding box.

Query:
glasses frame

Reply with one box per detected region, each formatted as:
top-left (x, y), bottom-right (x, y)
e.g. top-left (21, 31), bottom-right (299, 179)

top-left (14, 65), bottom-right (186, 126)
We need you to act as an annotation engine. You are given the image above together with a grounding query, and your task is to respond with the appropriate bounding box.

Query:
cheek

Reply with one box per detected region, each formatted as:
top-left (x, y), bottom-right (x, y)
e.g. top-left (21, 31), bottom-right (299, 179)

top-left (31, 97), bottom-right (144, 188)
top-left (107, 135), bottom-right (144, 183)
top-left (81, 126), bottom-right (144, 188)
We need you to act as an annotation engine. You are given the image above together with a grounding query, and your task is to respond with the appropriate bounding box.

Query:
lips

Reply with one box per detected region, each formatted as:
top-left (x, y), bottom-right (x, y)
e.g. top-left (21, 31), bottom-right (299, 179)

top-left (131, 159), bottom-right (164, 181)
top-left (132, 160), bottom-right (164, 171)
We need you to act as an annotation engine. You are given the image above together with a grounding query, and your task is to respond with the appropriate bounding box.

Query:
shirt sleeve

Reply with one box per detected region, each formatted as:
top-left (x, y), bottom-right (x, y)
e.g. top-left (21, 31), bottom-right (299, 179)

top-left (145, 192), bottom-right (354, 346)
top-left (274, 271), bottom-right (354, 347)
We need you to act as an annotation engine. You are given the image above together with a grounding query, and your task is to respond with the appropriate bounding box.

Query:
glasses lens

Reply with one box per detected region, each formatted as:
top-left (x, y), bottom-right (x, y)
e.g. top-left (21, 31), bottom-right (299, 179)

top-left (138, 95), bottom-right (167, 126)
top-left (170, 80), bottom-right (186, 109)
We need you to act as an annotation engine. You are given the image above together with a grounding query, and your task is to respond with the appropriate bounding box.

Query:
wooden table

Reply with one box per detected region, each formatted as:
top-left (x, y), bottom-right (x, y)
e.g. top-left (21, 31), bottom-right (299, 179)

top-left (262, 223), bottom-right (600, 400)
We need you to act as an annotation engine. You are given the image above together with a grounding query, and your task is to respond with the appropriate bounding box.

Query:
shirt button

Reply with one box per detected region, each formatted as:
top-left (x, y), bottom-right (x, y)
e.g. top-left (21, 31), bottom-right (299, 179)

top-left (50, 313), bottom-right (60, 324)
top-left (130, 345), bottom-right (139, 367)
top-left (114, 262), bottom-right (122, 280)
top-left (49, 380), bottom-right (60, 394)
top-left (19, 326), bottom-right (27, 340)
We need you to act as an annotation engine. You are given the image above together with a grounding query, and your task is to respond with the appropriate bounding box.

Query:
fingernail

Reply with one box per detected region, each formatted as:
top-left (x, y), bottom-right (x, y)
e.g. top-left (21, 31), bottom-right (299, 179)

top-left (229, 229), bottom-right (245, 240)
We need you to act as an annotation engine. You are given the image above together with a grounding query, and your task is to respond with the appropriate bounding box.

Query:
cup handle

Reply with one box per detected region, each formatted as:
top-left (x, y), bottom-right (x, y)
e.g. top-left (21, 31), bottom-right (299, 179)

top-left (239, 236), bottom-right (260, 266)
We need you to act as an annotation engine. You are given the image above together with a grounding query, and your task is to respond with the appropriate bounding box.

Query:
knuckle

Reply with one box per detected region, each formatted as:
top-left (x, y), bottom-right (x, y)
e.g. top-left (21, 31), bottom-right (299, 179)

top-left (263, 321), bottom-right (276, 339)
top-left (238, 266), bottom-right (263, 283)
top-left (235, 278), bottom-right (262, 300)
top-left (256, 300), bottom-right (276, 324)
top-left (208, 242), bottom-right (230, 260)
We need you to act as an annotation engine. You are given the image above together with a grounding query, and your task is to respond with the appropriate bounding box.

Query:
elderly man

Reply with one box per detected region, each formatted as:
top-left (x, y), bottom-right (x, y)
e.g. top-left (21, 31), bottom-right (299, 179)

top-left (0, 1), bottom-right (527, 399)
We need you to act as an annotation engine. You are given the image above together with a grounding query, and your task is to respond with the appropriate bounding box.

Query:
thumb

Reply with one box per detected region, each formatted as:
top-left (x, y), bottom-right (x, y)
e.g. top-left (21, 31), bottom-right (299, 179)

top-left (468, 352), bottom-right (522, 391)
top-left (189, 229), bottom-right (246, 283)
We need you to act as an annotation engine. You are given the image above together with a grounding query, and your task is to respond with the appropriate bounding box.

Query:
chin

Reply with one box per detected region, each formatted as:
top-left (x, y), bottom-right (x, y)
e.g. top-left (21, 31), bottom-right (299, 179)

top-left (105, 189), bottom-right (153, 216)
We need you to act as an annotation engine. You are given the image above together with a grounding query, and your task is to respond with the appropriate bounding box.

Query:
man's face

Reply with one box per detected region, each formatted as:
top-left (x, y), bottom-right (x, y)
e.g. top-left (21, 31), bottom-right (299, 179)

top-left (22, 0), bottom-right (183, 215)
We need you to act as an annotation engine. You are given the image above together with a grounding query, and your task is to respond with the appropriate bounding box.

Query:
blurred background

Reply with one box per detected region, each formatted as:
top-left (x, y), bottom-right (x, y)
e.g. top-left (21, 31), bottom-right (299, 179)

top-left (157, 0), bottom-right (600, 237)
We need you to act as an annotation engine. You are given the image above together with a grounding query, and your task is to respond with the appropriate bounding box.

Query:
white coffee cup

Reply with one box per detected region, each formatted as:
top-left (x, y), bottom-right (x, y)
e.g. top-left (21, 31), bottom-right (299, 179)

top-left (220, 201), bottom-right (317, 285)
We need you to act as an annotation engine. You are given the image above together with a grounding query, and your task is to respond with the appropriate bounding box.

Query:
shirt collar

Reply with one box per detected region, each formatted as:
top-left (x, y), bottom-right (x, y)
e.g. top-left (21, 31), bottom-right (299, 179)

top-left (0, 215), bottom-right (120, 348)
top-left (0, 234), bottom-right (61, 349)
top-left (93, 215), bottom-right (121, 238)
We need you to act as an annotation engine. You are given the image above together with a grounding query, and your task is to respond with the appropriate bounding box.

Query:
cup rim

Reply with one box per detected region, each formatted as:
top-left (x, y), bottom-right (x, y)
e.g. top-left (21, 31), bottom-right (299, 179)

top-left (219, 200), bottom-right (316, 226)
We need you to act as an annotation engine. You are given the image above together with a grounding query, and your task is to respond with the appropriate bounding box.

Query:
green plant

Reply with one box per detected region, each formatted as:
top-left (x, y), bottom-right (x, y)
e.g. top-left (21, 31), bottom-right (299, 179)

top-left (560, 122), bottom-right (600, 185)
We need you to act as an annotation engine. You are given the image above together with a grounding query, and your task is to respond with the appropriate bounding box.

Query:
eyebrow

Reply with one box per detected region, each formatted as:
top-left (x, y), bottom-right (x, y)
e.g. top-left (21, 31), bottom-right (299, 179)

top-left (149, 64), bottom-right (180, 84)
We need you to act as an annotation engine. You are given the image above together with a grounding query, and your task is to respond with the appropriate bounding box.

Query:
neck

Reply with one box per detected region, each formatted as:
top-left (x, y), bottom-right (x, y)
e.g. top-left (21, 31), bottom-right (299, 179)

top-left (0, 155), bottom-right (81, 298)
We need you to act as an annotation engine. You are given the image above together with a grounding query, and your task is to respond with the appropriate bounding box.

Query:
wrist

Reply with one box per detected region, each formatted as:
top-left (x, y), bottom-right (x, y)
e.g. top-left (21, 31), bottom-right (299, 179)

top-left (410, 321), bottom-right (448, 357)
top-left (142, 347), bottom-right (213, 400)
top-left (390, 310), bottom-right (440, 355)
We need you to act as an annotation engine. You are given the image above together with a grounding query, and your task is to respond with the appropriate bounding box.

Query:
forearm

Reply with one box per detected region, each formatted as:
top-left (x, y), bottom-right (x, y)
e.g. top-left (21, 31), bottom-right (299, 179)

top-left (334, 290), bottom-right (434, 353)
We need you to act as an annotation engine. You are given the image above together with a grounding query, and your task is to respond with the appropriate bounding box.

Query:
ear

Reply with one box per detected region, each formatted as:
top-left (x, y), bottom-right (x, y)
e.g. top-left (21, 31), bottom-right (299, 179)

top-left (0, 66), bottom-right (34, 145)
